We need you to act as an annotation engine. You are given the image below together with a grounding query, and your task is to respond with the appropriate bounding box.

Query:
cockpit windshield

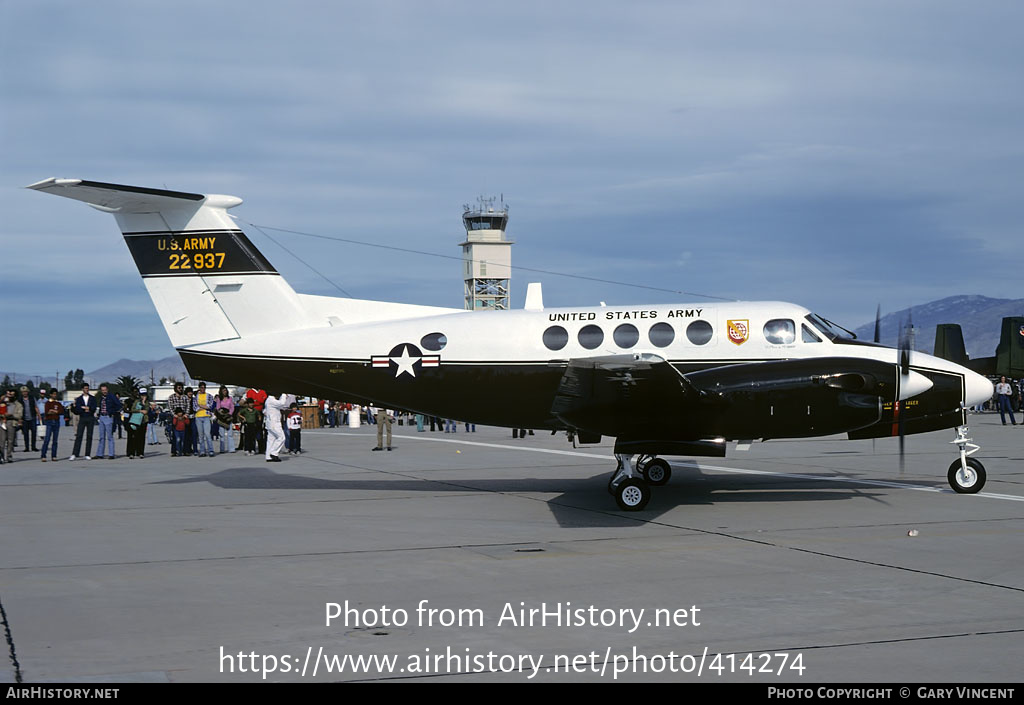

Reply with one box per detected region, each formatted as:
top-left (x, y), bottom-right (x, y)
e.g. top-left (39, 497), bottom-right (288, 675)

top-left (805, 313), bottom-right (856, 342)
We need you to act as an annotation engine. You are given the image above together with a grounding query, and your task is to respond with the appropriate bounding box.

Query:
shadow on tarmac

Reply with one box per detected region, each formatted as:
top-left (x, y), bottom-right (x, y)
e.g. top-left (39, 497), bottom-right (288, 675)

top-left (152, 464), bottom-right (900, 527)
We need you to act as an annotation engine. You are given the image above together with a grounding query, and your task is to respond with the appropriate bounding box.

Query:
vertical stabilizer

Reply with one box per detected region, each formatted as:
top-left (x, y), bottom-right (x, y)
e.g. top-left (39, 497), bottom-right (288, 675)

top-left (28, 178), bottom-right (315, 349)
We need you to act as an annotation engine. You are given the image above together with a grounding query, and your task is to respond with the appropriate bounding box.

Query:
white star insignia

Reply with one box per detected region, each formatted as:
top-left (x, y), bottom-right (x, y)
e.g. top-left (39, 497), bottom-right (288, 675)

top-left (391, 345), bottom-right (418, 378)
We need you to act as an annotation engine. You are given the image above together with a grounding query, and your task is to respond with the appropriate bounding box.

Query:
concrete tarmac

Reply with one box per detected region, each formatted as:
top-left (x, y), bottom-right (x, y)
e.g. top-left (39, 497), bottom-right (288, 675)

top-left (1, 414), bottom-right (1022, 683)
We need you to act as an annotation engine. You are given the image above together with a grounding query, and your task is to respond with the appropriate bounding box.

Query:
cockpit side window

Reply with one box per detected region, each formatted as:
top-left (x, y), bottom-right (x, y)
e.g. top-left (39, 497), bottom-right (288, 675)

top-left (805, 313), bottom-right (851, 341)
top-left (802, 324), bottom-right (822, 343)
top-left (764, 319), bottom-right (796, 345)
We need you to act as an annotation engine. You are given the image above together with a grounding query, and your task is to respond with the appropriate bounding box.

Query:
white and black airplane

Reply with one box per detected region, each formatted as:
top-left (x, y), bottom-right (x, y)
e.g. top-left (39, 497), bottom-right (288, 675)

top-left (28, 178), bottom-right (995, 510)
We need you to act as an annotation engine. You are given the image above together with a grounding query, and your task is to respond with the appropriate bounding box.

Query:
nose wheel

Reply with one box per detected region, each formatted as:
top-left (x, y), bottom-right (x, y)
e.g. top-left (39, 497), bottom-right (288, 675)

top-left (948, 425), bottom-right (986, 493)
top-left (948, 457), bottom-right (986, 494)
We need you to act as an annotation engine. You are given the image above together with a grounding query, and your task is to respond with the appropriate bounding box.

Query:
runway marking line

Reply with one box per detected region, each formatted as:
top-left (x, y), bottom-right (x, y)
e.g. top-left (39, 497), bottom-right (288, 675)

top-left (311, 430), bottom-right (1024, 504)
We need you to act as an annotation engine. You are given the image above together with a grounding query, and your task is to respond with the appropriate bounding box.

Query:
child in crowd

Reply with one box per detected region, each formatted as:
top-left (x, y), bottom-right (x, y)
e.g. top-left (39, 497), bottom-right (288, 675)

top-left (286, 403), bottom-right (302, 454)
top-left (172, 408), bottom-right (190, 457)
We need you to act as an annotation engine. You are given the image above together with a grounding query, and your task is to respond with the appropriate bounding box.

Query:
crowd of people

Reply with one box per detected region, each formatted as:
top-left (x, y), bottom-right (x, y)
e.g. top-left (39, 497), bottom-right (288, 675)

top-left (0, 383), bottom-right (307, 464)
top-left (0, 383), bottom-right (498, 465)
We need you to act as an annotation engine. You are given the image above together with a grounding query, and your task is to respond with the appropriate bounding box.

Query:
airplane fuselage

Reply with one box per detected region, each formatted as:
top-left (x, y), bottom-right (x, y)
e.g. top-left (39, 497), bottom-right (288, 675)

top-left (177, 300), bottom-right (990, 443)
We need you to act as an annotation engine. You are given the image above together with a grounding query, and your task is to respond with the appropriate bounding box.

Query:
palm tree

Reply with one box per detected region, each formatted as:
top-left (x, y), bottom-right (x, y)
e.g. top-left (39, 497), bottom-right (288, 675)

top-left (115, 375), bottom-right (144, 397)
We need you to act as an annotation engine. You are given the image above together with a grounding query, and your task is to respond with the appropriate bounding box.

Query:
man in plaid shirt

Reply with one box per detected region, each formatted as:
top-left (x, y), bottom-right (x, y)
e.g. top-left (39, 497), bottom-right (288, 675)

top-left (165, 382), bottom-right (191, 457)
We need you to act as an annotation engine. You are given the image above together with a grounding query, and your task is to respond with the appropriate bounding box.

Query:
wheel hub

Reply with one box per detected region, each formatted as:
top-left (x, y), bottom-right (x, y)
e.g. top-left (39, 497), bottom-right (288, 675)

top-left (621, 486), bottom-right (643, 506)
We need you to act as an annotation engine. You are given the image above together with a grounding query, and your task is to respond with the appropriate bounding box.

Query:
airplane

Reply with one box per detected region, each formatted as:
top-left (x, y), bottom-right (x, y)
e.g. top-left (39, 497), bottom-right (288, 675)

top-left (28, 177), bottom-right (995, 511)
top-left (934, 317), bottom-right (1024, 379)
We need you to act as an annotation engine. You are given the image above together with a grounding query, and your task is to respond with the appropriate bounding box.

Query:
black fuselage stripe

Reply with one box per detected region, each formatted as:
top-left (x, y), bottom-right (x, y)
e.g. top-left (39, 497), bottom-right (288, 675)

top-left (123, 229), bottom-right (244, 236)
top-left (142, 272), bottom-right (281, 278)
top-left (79, 180), bottom-right (204, 201)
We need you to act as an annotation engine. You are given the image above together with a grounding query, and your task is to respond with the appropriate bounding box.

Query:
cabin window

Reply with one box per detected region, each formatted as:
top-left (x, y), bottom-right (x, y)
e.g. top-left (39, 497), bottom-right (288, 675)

top-left (686, 320), bottom-right (713, 346)
top-left (421, 332), bottom-right (448, 351)
top-left (801, 324), bottom-right (822, 343)
top-left (542, 326), bottom-right (568, 351)
top-left (764, 319), bottom-right (796, 345)
top-left (648, 322), bottom-right (675, 348)
top-left (578, 324), bottom-right (604, 350)
top-left (613, 323), bottom-right (639, 349)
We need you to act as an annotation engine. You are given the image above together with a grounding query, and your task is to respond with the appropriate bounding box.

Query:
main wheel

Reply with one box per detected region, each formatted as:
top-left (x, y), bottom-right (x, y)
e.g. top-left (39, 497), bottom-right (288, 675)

top-left (615, 478), bottom-right (651, 511)
top-left (947, 457), bottom-right (986, 494)
top-left (641, 458), bottom-right (671, 486)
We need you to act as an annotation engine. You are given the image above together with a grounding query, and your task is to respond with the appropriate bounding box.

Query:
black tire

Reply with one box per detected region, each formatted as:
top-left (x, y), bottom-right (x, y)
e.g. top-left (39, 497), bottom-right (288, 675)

top-left (947, 457), bottom-right (986, 494)
top-left (615, 478), bottom-right (650, 511)
top-left (641, 458), bottom-right (671, 486)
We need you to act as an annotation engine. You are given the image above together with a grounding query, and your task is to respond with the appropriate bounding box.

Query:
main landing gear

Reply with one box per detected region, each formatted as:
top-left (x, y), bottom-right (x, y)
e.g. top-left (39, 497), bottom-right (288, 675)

top-left (947, 425), bottom-right (986, 494)
top-left (608, 454), bottom-right (673, 511)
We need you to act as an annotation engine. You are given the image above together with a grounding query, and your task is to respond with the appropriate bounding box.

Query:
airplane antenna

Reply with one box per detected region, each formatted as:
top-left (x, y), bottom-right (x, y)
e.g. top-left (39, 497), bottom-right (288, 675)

top-left (250, 222), bottom-right (738, 302)
top-left (243, 220), bottom-right (354, 298)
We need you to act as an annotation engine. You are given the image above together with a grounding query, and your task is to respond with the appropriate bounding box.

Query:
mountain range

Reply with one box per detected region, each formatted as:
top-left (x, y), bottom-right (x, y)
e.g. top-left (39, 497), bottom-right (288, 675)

top-left (850, 295), bottom-right (1023, 359)
top-left (85, 354), bottom-right (188, 385)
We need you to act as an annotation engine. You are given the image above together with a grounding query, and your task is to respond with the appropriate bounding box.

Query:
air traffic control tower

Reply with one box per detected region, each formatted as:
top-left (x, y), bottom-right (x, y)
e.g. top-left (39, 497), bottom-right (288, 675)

top-left (461, 196), bottom-right (512, 311)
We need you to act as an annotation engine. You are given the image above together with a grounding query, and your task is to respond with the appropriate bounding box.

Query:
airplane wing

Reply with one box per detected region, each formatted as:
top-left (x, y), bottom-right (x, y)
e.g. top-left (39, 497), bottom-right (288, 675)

top-left (552, 354), bottom-right (900, 445)
top-left (551, 353), bottom-right (703, 438)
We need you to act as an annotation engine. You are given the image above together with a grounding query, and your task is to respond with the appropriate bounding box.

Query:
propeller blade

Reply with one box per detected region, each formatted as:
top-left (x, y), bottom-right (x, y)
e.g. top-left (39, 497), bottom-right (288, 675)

top-left (898, 402), bottom-right (905, 474)
top-left (873, 304), bottom-right (881, 344)
top-left (895, 308), bottom-right (913, 473)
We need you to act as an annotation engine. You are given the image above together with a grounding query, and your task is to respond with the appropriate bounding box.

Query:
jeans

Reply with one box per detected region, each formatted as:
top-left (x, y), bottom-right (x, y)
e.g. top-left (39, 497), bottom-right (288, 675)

top-left (219, 425), bottom-right (235, 453)
top-left (97, 415), bottom-right (116, 457)
top-left (41, 419), bottom-right (60, 458)
top-left (998, 395), bottom-right (1017, 424)
top-left (21, 418), bottom-right (37, 450)
top-left (196, 416), bottom-right (214, 455)
top-left (174, 429), bottom-right (186, 456)
top-left (147, 423), bottom-right (159, 443)
top-left (72, 417), bottom-right (96, 457)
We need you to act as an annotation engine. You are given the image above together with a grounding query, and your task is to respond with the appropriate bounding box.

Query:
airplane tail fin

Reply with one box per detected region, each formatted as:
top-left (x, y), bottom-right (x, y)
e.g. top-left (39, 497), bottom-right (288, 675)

top-left (27, 178), bottom-right (313, 350)
top-left (933, 324), bottom-right (969, 366)
top-left (994, 316), bottom-right (1024, 378)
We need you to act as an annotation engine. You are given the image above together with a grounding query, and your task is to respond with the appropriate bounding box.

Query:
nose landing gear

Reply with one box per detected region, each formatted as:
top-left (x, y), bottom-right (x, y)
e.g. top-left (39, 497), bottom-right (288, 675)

top-left (948, 425), bottom-right (985, 493)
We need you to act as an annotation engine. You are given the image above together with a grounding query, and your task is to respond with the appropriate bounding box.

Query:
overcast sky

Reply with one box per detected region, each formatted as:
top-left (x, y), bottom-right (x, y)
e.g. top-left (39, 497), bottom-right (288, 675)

top-left (3, 1), bottom-right (1023, 378)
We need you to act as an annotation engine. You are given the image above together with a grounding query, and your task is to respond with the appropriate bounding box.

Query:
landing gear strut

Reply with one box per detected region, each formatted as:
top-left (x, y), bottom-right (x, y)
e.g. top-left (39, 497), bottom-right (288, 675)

top-left (948, 425), bottom-right (986, 494)
top-left (608, 454), bottom-right (651, 511)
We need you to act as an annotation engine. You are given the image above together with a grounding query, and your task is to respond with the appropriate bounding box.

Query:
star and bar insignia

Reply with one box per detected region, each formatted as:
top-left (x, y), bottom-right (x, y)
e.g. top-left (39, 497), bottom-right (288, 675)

top-left (371, 343), bottom-right (440, 378)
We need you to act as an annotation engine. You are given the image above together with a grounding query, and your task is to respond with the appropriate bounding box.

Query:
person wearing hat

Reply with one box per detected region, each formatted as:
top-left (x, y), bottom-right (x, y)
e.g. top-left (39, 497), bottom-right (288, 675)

top-left (40, 388), bottom-right (65, 461)
top-left (125, 388), bottom-right (149, 459)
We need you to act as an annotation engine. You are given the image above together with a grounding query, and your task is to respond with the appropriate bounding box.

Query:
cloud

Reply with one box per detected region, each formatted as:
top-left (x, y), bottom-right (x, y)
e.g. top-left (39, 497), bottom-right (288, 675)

top-left (3, 1), bottom-right (1024, 371)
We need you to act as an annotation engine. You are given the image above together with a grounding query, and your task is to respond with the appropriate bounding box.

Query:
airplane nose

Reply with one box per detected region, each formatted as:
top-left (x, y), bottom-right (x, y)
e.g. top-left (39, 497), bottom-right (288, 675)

top-left (964, 370), bottom-right (994, 407)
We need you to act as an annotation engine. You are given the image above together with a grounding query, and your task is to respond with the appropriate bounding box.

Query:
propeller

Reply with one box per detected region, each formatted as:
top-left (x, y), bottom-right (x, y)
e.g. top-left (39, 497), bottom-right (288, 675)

top-left (896, 310), bottom-right (913, 472)
top-left (872, 303), bottom-right (881, 455)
